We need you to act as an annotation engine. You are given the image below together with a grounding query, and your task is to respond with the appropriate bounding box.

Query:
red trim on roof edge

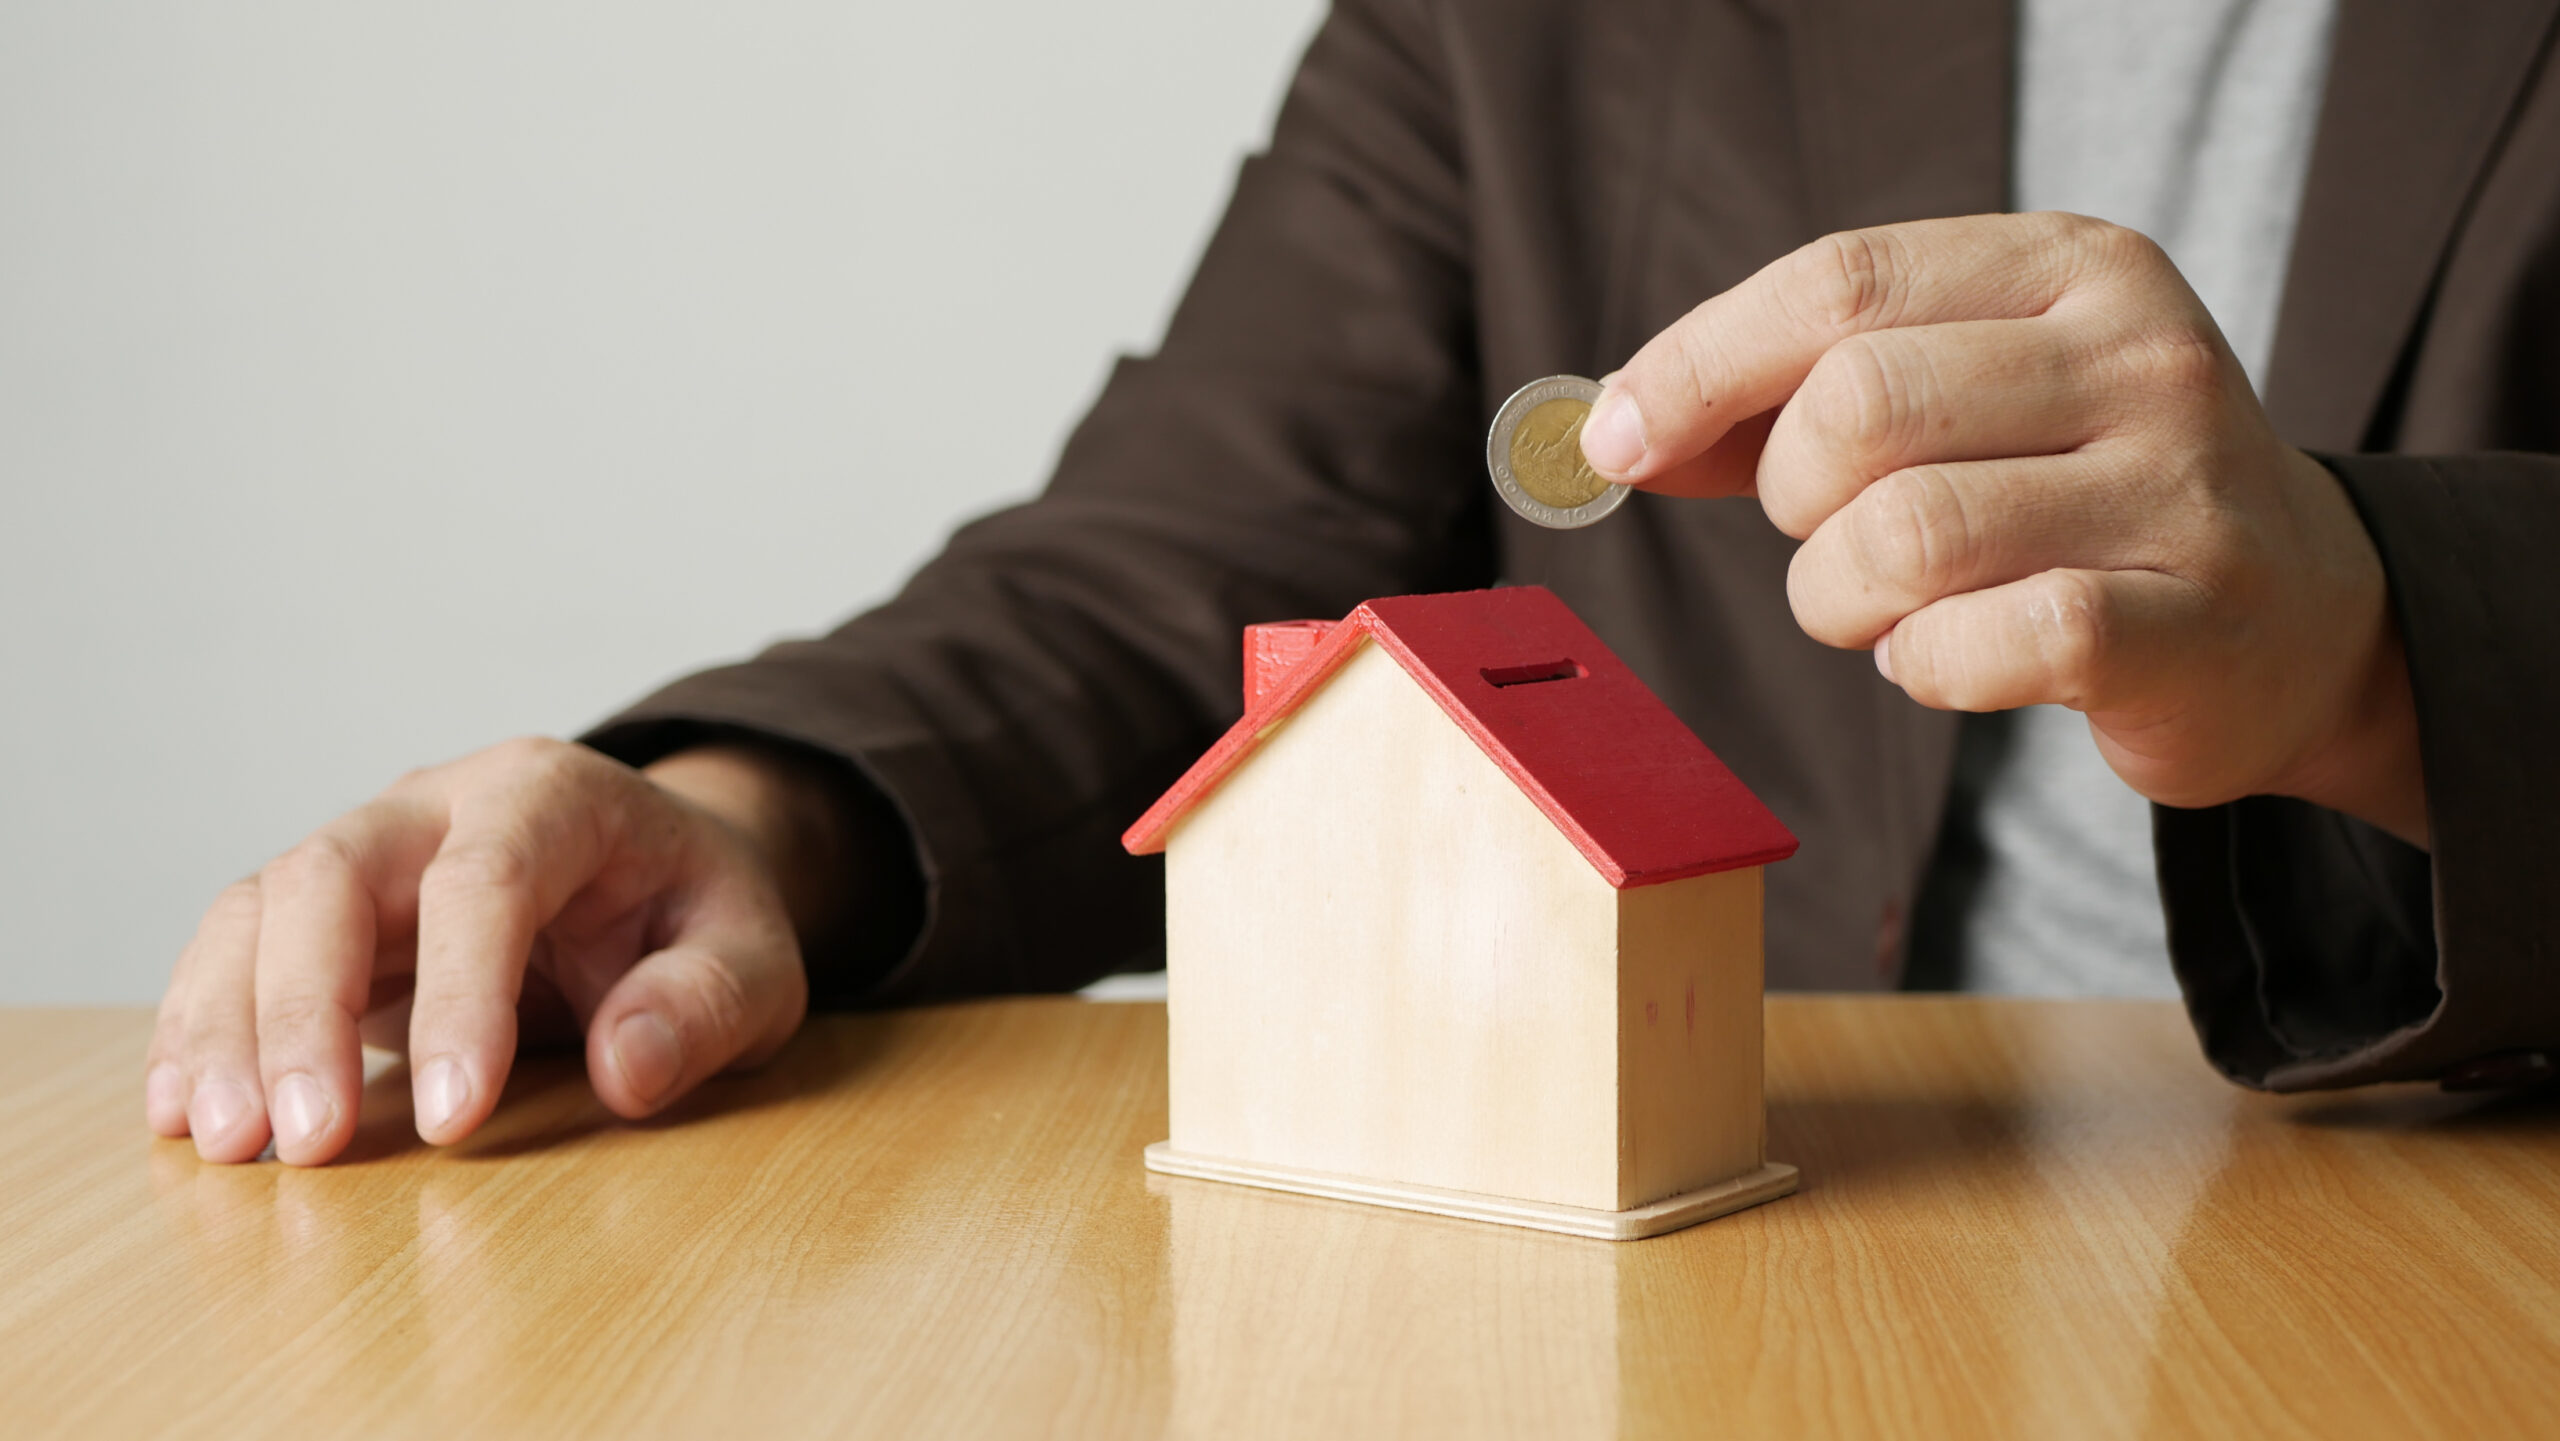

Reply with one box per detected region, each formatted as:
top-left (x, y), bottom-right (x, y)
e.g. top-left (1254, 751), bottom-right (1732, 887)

top-left (1121, 587), bottom-right (1797, 887)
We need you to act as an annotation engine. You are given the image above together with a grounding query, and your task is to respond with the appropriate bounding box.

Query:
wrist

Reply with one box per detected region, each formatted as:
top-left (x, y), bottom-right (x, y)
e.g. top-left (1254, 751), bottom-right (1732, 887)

top-left (2283, 616), bottom-right (2430, 850)
top-left (2266, 451), bottom-right (2431, 849)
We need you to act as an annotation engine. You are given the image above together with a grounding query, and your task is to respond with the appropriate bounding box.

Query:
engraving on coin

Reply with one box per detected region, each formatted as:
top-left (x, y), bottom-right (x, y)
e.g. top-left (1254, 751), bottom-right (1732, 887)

top-left (1509, 399), bottom-right (1610, 508)
top-left (1487, 374), bottom-right (1629, 529)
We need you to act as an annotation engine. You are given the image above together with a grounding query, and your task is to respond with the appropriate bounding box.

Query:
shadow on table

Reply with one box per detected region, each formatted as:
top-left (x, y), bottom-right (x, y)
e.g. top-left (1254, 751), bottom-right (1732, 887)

top-left (307, 1015), bottom-right (896, 1165)
top-left (451, 1016), bottom-right (894, 1161)
top-left (2278, 1078), bottom-right (2560, 1134)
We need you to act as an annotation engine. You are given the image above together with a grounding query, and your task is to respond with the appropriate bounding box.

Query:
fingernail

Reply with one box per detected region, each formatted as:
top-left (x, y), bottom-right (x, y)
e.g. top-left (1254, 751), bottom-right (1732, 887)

top-left (189, 1077), bottom-right (252, 1142)
top-left (274, 1073), bottom-right (333, 1153)
top-left (609, 1011), bottom-right (684, 1107)
top-left (146, 1064), bottom-right (188, 1126)
top-left (1581, 387), bottom-right (1648, 476)
top-left (1874, 634), bottom-right (1897, 683)
top-left (417, 1056), bottom-right (472, 1139)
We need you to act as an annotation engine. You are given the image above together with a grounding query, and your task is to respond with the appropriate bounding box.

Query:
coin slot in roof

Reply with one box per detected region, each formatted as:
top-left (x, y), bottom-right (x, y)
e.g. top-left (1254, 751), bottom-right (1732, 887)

top-left (1481, 659), bottom-right (1586, 688)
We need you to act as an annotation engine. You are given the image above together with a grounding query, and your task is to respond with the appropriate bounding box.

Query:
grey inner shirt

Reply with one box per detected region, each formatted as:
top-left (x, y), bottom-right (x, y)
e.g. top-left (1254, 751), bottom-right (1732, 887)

top-left (1943, 0), bottom-right (2336, 996)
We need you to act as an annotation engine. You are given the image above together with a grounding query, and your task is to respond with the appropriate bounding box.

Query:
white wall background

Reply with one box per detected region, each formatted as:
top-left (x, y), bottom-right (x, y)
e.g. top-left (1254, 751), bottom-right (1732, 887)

top-left (0, 2), bottom-right (1329, 1003)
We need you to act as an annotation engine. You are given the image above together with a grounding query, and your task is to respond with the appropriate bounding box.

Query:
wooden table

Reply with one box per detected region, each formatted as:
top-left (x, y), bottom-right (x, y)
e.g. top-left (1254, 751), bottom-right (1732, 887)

top-left (4, 998), bottom-right (2556, 1439)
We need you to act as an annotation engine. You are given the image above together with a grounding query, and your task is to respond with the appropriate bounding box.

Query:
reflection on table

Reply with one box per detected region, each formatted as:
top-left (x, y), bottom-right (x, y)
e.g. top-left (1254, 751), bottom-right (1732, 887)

top-left (2, 997), bottom-right (2554, 1439)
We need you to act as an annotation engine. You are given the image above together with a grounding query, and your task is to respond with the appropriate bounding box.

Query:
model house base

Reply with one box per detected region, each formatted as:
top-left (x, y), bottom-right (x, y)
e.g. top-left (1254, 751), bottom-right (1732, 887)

top-left (1146, 1144), bottom-right (1799, 1241)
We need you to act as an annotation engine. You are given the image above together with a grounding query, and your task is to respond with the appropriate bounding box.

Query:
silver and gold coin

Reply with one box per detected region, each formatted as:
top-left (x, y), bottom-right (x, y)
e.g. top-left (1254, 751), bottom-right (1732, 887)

top-left (1485, 374), bottom-right (1629, 529)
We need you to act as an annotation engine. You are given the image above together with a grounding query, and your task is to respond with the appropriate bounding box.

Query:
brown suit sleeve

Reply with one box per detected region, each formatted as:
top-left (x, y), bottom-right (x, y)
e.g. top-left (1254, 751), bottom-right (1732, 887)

top-left (2159, 451), bottom-right (2560, 1090)
top-left (584, 0), bottom-right (1493, 1003)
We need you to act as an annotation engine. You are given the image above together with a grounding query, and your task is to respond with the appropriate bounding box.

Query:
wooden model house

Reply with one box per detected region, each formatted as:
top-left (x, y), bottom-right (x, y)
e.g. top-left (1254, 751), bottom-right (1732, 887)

top-left (1123, 586), bottom-right (1800, 1240)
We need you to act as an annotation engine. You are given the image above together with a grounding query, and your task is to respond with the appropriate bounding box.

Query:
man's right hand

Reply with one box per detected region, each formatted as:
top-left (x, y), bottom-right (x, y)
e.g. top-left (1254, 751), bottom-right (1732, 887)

top-left (146, 737), bottom-right (822, 1166)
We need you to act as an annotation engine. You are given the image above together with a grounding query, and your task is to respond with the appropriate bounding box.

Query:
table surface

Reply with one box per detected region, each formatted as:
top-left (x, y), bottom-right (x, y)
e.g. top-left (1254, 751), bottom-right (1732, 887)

top-left (3, 998), bottom-right (2556, 1440)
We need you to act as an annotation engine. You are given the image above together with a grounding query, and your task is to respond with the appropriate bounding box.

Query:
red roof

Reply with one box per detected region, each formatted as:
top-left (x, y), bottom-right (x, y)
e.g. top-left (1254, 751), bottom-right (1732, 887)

top-left (1121, 586), bottom-right (1797, 887)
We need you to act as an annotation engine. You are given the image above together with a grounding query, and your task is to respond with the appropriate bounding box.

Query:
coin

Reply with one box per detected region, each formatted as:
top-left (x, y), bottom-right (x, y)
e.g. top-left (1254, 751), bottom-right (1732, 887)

top-left (1486, 374), bottom-right (1629, 529)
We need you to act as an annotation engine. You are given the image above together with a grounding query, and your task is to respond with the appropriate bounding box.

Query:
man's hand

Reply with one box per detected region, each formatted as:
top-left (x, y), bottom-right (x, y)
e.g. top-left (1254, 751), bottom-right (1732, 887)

top-left (1582, 212), bottom-right (2427, 847)
top-left (146, 738), bottom-right (834, 1165)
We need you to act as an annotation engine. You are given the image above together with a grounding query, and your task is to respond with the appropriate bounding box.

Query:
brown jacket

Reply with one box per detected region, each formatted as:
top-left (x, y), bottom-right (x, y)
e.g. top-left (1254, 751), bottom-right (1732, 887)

top-left (589, 0), bottom-right (2560, 1091)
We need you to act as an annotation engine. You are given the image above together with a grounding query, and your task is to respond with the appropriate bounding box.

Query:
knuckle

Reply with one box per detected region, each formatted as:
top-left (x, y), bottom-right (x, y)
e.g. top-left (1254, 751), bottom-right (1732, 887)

top-left (422, 838), bottom-right (535, 897)
top-left (261, 834), bottom-right (362, 896)
top-left (696, 962), bottom-right (752, 1044)
top-left (2108, 225), bottom-right (2172, 277)
top-left (205, 878), bottom-right (265, 930)
top-left (2024, 571), bottom-right (2115, 701)
top-left (2135, 325), bottom-right (2230, 406)
top-left (1810, 336), bottom-right (1927, 462)
top-left (257, 990), bottom-right (355, 1044)
top-left (488, 734), bottom-right (557, 766)
top-left (487, 735), bottom-right (584, 785)
top-left (2035, 209), bottom-right (2100, 239)
top-left (512, 737), bottom-right (615, 807)
top-left (1791, 229), bottom-right (1899, 333)
top-left (1856, 468), bottom-right (1971, 598)
top-left (180, 992), bottom-right (244, 1053)
top-left (2052, 213), bottom-right (2160, 274)
top-left (529, 738), bottom-right (593, 785)
top-left (684, 956), bottom-right (758, 1045)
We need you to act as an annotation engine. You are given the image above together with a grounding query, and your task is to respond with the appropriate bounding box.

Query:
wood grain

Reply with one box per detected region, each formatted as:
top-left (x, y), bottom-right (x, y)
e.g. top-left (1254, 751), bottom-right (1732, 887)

top-left (4, 998), bottom-right (2558, 1439)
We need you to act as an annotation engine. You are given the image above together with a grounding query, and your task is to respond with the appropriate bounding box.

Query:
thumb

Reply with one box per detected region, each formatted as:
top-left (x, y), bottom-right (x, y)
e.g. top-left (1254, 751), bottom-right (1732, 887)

top-left (585, 923), bottom-right (807, 1119)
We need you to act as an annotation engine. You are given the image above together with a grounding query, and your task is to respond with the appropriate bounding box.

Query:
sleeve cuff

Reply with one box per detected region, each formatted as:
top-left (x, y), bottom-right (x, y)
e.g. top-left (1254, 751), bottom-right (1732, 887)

top-left (2157, 451), bottom-right (2560, 1089)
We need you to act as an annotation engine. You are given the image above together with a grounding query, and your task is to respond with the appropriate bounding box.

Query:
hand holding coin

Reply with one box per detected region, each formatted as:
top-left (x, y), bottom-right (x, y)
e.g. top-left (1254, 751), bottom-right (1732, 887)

top-left (1561, 212), bottom-right (2425, 849)
top-left (1486, 376), bottom-right (1629, 529)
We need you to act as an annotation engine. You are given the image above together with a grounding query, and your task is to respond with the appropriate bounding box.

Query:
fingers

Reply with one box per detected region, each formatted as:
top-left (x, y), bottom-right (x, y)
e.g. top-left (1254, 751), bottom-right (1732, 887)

top-left (1876, 567), bottom-right (2201, 718)
top-left (253, 801), bottom-right (439, 1165)
top-left (1787, 452), bottom-right (2163, 649)
top-left (147, 938), bottom-right (198, 1136)
top-left (150, 734), bottom-right (815, 1162)
top-left (147, 880), bottom-right (253, 1138)
top-left (1753, 319), bottom-right (2105, 536)
top-left (177, 880), bottom-right (272, 1163)
top-left (408, 740), bottom-right (628, 1144)
top-left (1585, 213), bottom-right (2126, 484)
